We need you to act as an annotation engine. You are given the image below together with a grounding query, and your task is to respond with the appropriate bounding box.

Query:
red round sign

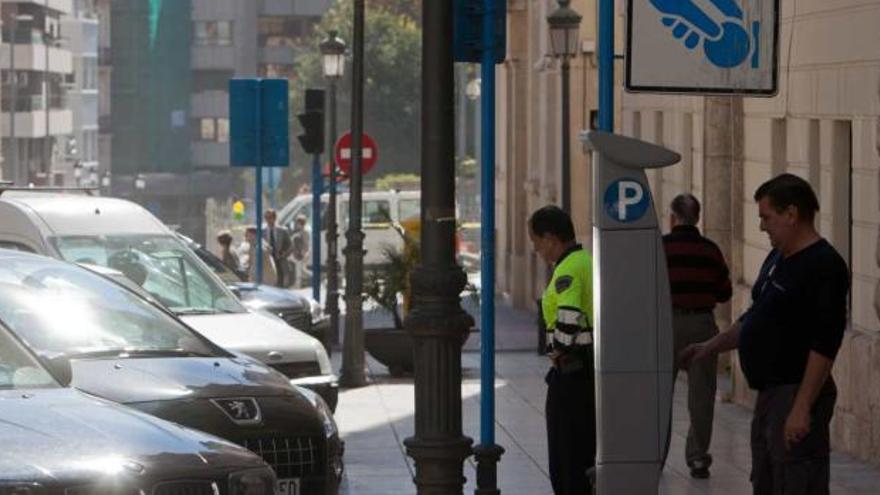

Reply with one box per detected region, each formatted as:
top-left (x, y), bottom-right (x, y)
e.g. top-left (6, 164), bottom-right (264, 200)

top-left (335, 131), bottom-right (378, 176)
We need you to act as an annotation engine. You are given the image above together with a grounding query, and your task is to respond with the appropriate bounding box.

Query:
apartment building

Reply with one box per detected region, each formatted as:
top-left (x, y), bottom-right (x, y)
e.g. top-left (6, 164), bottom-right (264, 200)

top-left (0, 0), bottom-right (74, 185)
top-left (60, 0), bottom-right (97, 186)
top-left (108, 0), bottom-right (330, 242)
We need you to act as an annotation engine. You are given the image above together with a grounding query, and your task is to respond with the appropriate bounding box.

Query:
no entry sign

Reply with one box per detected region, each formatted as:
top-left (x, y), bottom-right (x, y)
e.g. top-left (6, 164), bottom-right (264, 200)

top-left (335, 131), bottom-right (378, 176)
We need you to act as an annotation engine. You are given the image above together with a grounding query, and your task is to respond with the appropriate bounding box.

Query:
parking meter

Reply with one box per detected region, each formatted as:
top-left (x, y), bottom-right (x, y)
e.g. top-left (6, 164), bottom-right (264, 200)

top-left (584, 131), bottom-right (680, 494)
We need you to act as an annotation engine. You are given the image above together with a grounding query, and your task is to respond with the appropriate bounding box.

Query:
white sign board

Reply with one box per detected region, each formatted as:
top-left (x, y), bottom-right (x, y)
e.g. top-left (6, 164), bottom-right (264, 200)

top-left (626, 0), bottom-right (778, 95)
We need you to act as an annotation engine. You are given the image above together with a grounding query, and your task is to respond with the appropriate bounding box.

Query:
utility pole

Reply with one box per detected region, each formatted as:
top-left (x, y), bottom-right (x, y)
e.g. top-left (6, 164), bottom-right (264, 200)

top-left (340, 0), bottom-right (367, 388)
top-left (403, 0), bottom-right (474, 492)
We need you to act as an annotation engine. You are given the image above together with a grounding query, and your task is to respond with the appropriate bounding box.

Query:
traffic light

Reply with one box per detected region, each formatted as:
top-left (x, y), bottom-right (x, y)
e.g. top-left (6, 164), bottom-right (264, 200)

top-left (297, 89), bottom-right (325, 155)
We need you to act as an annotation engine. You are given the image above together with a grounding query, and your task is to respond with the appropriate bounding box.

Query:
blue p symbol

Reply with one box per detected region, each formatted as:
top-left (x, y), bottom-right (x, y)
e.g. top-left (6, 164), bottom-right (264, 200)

top-left (604, 179), bottom-right (649, 223)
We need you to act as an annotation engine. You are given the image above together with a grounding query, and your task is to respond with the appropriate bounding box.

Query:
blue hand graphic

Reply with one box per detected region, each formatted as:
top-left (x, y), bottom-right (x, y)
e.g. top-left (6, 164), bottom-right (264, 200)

top-left (649, 0), bottom-right (755, 69)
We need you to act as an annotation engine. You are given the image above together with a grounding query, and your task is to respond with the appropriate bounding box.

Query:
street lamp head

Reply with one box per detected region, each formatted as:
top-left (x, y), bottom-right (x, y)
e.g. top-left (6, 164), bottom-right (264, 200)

top-left (547, 0), bottom-right (582, 59)
top-left (320, 30), bottom-right (347, 79)
top-left (134, 174), bottom-right (146, 190)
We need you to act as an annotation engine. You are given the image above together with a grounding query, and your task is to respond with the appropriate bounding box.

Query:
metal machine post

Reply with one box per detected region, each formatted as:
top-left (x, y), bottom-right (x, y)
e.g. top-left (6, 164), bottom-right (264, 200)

top-left (585, 131), bottom-right (679, 494)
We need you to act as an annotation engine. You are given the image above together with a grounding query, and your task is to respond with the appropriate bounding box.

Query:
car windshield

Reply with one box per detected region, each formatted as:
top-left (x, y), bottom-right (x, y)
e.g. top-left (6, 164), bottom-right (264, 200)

top-left (0, 256), bottom-right (220, 359)
top-left (51, 234), bottom-right (245, 314)
top-left (0, 326), bottom-right (57, 390)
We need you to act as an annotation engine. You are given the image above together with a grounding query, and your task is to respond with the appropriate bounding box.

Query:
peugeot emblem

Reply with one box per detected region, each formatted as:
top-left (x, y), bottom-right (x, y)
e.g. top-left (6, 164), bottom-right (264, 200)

top-left (211, 398), bottom-right (262, 425)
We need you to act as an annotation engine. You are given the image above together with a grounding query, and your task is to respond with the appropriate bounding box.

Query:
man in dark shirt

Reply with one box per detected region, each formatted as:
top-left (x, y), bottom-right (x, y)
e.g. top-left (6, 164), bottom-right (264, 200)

top-left (681, 174), bottom-right (849, 495)
top-left (663, 193), bottom-right (732, 478)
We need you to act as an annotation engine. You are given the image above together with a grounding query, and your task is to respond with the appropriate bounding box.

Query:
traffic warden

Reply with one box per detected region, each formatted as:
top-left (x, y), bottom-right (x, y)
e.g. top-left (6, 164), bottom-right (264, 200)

top-left (528, 205), bottom-right (594, 495)
top-left (681, 174), bottom-right (849, 494)
top-left (662, 193), bottom-right (732, 478)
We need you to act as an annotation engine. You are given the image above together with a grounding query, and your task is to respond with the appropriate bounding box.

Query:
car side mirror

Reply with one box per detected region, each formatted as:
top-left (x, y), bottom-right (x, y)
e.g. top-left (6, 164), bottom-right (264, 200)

top-left (44, 355), bottom-right (73, 387)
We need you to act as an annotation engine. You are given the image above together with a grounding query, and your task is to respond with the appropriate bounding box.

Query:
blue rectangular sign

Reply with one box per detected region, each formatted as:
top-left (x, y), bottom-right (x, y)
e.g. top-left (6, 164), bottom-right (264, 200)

top-left (229, 78), bottom-right (289, 167)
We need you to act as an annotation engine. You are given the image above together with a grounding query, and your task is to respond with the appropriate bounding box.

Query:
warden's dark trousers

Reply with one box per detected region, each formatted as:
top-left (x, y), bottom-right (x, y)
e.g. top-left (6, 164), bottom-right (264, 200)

top-left (546, 347), bottom-right (596, 495)
top-left (751, 379), bottom-right (837, 495)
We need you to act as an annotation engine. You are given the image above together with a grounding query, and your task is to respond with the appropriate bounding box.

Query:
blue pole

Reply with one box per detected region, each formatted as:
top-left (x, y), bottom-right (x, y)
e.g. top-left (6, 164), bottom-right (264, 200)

top-left (480, 0), bottom-right (496, 447)
top-left (598, 0), bottom-right (614, 132)
top-left (255, 83), bottom-right (264, 285)
top-left (311, 153), bottom-right (322, 300)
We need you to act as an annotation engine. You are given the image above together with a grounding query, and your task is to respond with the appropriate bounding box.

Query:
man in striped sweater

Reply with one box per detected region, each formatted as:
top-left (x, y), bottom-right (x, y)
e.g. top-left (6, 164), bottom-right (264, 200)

top-left (663, 193), bottom-right (732, 479)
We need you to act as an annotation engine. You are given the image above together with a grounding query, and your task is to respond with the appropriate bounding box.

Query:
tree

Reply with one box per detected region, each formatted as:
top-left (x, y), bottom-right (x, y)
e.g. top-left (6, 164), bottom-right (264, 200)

top-left (294, 1), bottom-right (421, 179)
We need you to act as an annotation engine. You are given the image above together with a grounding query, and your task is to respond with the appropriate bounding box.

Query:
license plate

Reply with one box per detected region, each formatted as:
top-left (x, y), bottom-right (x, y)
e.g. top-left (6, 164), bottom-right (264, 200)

top-left (278, 478), bottom-right (300, 495)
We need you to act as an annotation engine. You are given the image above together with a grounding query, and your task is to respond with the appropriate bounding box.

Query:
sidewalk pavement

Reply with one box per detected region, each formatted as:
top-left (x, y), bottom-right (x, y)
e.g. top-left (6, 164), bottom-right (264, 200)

top-left (333, 303), bottom-right (880, 494)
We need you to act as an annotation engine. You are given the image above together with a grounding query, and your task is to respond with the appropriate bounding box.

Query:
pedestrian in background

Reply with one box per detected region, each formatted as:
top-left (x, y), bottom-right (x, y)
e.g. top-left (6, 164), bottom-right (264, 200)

top-left (244, 226), bottom-right (278, 286)
top-left (662, 193), bottom-right (732, 478)
top-left (680, 174), bottom-right (849, 494)
top-left (216, 230), bottom-right (241, 274)
top-left (290, 214), bottom-right (310, 287)
top-left (529, 205), bottom-right (595, 495)
top-left (263, 209), bottom-right (291, 288)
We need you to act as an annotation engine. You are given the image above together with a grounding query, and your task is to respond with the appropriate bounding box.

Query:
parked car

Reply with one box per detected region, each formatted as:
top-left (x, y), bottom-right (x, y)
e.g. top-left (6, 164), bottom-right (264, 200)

top-left (0, 189), bottom-right (338, 408)
top-left (0, 299), bottom-right (277, 495)
top-left (178, 232), bottom-right (332, 352)
top-left (0, 249), bottom-right (343, 494)
top-left (278, 189), bottom-right (420, 268)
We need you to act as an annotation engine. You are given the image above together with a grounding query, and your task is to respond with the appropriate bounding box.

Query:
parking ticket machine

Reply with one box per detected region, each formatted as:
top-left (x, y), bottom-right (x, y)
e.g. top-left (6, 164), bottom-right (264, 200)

top-left (585, 131), bottom-right (680, 494)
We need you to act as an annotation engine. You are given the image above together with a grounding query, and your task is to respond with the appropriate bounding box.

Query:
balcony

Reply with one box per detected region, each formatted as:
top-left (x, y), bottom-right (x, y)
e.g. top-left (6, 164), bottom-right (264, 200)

top-left (191, 141), bottom-right (229, 168)
top-left (190, 91), bottom-right (228, 118)
top-left (0, 44), bottom-right (74, 74)
top-left (191, 46), bottom-right (235, 70)
top-left (260, 45), bottom-right (298, 65)
top-left (260, 0), bottom-right (333, 17)
top-left (0, 108), bottom-right (73, 137)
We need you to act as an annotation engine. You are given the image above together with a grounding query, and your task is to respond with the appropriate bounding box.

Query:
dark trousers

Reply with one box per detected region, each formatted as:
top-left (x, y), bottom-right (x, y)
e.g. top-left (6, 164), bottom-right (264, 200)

top-left (751, 379), bottom-right (837, 495)
top-left (663, 310), bottom-right (719, 468)
top-left (273, 256), bottom-right (286, 288)
top-left (545, 348), bottom-right (596, 495)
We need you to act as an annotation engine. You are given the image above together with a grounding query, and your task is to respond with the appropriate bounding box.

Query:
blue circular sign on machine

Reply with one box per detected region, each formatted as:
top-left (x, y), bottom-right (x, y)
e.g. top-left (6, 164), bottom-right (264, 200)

top-left (604, 178), bottom-right (649, 223)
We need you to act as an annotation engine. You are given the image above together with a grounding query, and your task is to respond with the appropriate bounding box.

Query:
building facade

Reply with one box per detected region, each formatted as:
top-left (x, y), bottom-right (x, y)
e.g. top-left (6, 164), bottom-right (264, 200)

top-left (60, 0), bottom-right (98, 186)
top-left (498, 0), bottom-right (880, 464)
top-left (106, 0), bottom-right (330, 242)
top-left (0, 0), bottom-right (74, 185)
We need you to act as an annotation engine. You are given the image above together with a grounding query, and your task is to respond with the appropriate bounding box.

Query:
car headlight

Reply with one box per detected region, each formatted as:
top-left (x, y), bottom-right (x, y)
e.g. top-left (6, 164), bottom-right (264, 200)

top-left (297, 386), bottom-right (338, 438)
top-left (0, 484), bottom-right (45, 495)
top-left (228, 467), bottom-right (276, 495)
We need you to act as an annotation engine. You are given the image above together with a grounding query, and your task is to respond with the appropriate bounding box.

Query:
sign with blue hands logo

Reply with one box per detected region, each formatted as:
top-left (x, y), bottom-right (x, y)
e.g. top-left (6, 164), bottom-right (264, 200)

top-left (604, 179), bottom-right (650, 223)
top-left (625, 0), bottom-right (778, 95)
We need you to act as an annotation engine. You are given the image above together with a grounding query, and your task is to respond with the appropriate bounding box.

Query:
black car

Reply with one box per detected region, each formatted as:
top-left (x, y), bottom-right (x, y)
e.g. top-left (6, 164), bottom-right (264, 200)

top-left (0, 250), bottom-right (343, 494)
top-left (0, 318), bottom-right (276, 495)
top-left (181, 233), bottom-right (332, 352)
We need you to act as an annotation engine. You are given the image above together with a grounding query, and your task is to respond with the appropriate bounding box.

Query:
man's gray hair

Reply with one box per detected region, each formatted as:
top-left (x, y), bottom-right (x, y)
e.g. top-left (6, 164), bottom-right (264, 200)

top-left (670, 193), bottom-right (700, 226)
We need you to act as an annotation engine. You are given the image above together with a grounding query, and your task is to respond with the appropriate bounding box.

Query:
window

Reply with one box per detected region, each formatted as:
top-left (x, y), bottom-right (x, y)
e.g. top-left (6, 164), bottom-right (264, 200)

top-left (216, 118), bottom-right (229, 143)
top-left (196, 118), bottom-right (229, 143)
top-left (0, 241), bottom-right (35, 253)
top-left (398, 199), bottom-right (419, 222)
top-left (200, 118), bottom-right (215, 141)
top-left (193, 21), bottom-right (233, 46)
top-left (364, 200), bottom-right (391, 224)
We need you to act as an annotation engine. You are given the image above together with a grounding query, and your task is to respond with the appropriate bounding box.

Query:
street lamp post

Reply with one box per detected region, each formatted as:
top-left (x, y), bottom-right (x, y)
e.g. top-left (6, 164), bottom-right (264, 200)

top-left (403, 0), bottom-right (474, 492)
top-left (547, 0), bottom-right (581, 214)
top-left (320, 30), bottom-right (346, 348)
top-left (340, 0), bottom-right (367, 388)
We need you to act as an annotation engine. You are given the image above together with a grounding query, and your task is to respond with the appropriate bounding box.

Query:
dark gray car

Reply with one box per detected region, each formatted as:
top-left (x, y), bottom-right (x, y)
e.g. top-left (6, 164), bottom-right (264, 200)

top-left (0, 250), bottom-right (343, 494)
top-left (0, 319), bottom-right (276, 494)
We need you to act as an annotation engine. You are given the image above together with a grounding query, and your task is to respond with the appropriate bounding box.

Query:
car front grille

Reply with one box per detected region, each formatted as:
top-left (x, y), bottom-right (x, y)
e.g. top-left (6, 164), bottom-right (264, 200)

top-left (240, 437), bottom-right (322, 479)
top-left (65, 487), bottom-right (142, 495)
top-left (269, 361), bottom-right (321, 379)
top-left (275, 308), bottom-right (311, 331)
top-left (66, 482), bottom-right (219, 495)
top-left (152, 481), bottom-right (219, 495)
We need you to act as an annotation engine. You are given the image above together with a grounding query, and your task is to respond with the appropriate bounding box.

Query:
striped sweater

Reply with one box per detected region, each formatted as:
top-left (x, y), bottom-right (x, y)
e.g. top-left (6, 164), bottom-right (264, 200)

top-left (662, 225), bottom-right (732, 310)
